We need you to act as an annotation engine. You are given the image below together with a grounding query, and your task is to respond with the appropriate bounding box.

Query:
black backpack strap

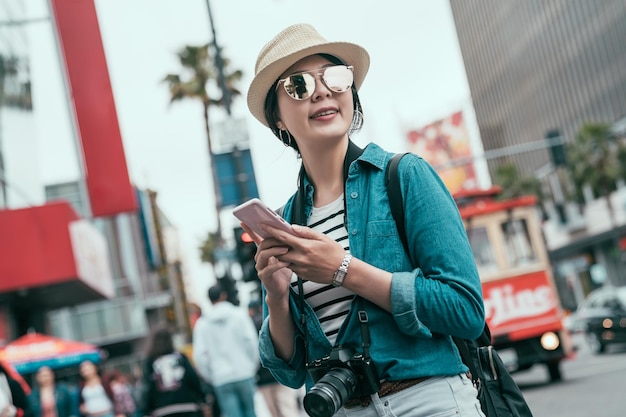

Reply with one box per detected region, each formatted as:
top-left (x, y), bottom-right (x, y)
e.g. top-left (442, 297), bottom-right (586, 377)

top-left (385, 153), bottom-right (409, 254)
top-left (453, 335), bottom-right (480, 383)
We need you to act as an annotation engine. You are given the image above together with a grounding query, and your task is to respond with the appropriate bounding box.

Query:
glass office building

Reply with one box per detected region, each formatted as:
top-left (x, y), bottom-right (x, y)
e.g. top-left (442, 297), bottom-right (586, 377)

top-left (449, 0), bottom-right (626, 177)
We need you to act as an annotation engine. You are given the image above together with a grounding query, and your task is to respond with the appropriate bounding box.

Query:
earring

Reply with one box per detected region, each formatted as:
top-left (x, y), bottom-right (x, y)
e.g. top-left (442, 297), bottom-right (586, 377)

top-left (349, 109), bottom-right (363, 134)
top-left (279, 129), bottom-right (293, 148)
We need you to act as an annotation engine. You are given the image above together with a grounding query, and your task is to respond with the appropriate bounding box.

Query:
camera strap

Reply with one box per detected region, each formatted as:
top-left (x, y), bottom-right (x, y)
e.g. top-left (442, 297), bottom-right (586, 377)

top-left (292, 140), bottom-right (373, 362)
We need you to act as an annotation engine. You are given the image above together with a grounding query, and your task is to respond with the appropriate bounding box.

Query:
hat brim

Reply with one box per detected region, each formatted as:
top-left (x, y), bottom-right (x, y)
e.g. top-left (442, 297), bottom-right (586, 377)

top-left (247, 41), bottom-right (370, 128)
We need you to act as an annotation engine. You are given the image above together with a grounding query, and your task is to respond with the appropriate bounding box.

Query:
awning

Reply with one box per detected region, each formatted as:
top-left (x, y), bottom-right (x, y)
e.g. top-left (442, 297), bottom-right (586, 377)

top-left (0, 332), bottom-right (102, 374)
top-left (0, 201), bottom-right (115, 309)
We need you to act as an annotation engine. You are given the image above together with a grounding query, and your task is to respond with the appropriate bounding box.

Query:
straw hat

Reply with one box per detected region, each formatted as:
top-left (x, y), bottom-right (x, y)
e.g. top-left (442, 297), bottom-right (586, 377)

top-left (247, 23), bottom-right (370, 127)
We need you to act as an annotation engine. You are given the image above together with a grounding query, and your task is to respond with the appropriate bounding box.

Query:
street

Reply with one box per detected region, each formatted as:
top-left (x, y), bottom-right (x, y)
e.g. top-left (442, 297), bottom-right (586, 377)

top-left (514, 334), bottom-right (626, 417)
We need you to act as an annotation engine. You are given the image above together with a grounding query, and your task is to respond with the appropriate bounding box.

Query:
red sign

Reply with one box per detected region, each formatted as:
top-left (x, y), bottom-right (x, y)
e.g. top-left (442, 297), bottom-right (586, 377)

top-left (50, 0), bottom-right (137, 217)
top-left (483, 271), bottom-right (563, 341)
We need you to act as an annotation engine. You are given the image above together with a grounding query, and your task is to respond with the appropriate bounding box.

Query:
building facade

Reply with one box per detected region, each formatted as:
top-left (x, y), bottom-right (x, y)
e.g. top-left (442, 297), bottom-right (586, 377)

top-left (449, 0), bottom-right (626, 308)
top-left (450, 0), bottom-right (626, 176)
top-left (0, 0), bottom-right (194, 377)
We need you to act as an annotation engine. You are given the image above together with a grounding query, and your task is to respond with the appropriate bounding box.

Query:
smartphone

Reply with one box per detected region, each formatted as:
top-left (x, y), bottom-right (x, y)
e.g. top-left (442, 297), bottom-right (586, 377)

top-left (233, 198), bottom-right (295, 239)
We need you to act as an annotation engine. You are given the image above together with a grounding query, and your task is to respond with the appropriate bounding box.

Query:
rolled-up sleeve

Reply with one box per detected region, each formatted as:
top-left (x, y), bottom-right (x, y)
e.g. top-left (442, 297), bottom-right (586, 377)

top-left (258, 315), bottom-right (308, 389)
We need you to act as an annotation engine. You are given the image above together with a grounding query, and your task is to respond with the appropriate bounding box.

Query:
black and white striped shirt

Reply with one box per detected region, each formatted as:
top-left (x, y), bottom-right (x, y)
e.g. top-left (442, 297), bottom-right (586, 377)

top-left (290, 195), bottom-right (354, 346)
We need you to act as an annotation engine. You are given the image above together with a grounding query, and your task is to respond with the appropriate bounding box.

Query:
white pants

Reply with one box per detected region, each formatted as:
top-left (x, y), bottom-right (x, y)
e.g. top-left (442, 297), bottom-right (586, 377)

top-left (336, 374), bottom-right (485, 417)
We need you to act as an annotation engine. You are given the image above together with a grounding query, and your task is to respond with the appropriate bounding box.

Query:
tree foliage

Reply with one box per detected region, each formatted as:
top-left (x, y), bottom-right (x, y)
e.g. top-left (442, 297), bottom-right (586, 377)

top-left (163, 44), bottom-right (242, 109)
top-left (565, 122), bottom-right (626, 203)
top-left (198, 231), bottom-right (222, 265)
top-left (493, 162), bottom-right (544, 202)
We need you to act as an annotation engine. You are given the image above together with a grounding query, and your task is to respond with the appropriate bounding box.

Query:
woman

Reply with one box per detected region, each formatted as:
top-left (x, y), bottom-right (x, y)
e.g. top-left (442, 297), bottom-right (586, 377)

top-left (243, 24), bottom-right (486, 417)
top-left (142, 327), bottom-right (207, 417)
top-left (28, 366), bottom-right (75, 417)
top-left (0, 360), bottom-right (31, 417)
top-left (77, 361), bottom-right (114, 417)
top-left (101, 371), bottom-right (135, 417)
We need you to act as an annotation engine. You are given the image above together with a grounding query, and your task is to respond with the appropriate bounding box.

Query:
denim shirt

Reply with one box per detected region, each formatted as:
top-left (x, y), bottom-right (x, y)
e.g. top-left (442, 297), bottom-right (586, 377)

top-left (258, 142), bottom-right (485, 389)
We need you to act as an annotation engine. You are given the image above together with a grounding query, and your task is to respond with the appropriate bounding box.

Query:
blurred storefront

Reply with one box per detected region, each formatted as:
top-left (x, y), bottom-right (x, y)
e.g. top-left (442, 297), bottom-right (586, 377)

top-left (543, 187), bottom-right (626, 310)
top-left (0, 0), bottom-right (194, 376)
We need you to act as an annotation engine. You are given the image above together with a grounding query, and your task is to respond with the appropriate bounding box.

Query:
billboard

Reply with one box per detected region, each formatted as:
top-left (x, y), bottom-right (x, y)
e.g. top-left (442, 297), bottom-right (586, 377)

top-left (406, 111), bottom-right (477, 193)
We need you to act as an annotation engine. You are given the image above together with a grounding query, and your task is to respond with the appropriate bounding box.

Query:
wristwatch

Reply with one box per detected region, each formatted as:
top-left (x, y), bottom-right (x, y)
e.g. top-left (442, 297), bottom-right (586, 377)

top-left (332, 253), bottom-right (353, 287)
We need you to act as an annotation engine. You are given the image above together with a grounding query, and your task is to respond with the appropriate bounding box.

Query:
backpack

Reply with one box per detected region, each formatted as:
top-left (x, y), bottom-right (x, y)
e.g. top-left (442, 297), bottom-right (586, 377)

top-left (385, 153), bottom-right (534, 417)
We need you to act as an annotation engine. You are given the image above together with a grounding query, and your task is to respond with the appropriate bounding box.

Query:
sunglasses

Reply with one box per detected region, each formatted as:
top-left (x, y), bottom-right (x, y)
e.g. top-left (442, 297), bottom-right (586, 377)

top-left (277, 65), bottom-right (354, 100)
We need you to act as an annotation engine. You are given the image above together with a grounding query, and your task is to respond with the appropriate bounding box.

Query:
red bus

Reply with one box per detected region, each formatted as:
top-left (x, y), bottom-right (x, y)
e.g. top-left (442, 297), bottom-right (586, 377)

top-left (455, 186), bottom-right (575, 382)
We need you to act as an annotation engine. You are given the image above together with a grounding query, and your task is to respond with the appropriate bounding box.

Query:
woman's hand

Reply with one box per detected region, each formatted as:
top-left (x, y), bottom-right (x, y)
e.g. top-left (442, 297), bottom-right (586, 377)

top-left (240, 223), bottom-right (293, 300)
top-left (259, 223), bottom-right (345, 285)
top-left (240, 222), bottom-right (297, 361)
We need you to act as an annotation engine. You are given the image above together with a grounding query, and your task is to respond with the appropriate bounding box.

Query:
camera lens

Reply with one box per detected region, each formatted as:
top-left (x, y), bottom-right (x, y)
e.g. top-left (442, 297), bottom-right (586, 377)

top-left (303, 367), bottom-right (357, 417)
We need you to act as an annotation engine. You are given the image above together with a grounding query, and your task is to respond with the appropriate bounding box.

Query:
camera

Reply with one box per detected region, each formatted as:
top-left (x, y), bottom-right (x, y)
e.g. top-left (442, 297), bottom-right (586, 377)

top-left (303, 346), bottom-right (380, 417)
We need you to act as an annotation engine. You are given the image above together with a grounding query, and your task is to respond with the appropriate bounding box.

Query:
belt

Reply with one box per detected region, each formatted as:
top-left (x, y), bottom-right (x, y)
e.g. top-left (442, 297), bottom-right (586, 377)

top-left (343, 376), bottom-right (430, 409)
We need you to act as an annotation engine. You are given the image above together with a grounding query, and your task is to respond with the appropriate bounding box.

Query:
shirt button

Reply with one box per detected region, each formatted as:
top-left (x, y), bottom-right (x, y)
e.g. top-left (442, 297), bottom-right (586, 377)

top-left (351, 230), bottom-right (358, 236)
top-left (350, 192), bottom-right (358, 199)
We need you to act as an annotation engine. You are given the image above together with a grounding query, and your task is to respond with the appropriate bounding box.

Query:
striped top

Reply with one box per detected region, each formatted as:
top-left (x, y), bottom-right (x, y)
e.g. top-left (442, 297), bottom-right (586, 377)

top-left (290, 195), bottom-right (354, 346)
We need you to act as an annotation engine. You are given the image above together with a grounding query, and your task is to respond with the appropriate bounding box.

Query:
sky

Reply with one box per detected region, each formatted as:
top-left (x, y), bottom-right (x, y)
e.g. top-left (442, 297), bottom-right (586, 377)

top-left (16, 0), bottom-right (477, 309)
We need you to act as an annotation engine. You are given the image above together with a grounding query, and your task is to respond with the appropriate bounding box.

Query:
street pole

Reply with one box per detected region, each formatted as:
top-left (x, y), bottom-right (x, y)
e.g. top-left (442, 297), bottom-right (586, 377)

top-left (205, 0), bottom-right (231, 116)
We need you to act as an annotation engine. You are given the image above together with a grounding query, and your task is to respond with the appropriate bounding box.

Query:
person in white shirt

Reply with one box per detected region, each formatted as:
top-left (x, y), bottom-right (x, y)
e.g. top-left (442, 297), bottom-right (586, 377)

top-left (192, 285), bottom-right (260, 417)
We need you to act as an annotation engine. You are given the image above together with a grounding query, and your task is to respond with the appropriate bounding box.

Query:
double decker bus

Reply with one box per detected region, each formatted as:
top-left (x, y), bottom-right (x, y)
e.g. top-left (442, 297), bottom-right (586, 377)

top-left (454, 186), bottom-right (575, 382)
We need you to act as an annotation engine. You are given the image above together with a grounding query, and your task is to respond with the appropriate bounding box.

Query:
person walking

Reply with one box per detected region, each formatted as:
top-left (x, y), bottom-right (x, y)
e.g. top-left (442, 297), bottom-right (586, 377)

top-left (101, 371), bottom-right (135, 417)
top-left (28, 366), bottom-right (76, 417)
top-left (242, 23), bottom-right (486, 417)
top-left (192, 285), bottom-right (259, 417)
top-left (142, 326), bottom-right (207, 417)
top-left (77, 361), bottom-right (114, 417)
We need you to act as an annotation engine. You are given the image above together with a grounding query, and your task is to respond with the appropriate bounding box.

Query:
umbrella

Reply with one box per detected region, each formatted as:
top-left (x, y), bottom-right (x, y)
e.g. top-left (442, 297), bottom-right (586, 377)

top-left (0, 332), bottom-right (102, 374)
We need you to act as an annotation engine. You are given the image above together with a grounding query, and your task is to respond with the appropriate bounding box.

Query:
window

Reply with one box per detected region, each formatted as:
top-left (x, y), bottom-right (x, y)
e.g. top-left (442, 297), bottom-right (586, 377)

top-left (501, 218), bottom-right (537, 266)
top-left (467, 226), bottom-right (498, 274)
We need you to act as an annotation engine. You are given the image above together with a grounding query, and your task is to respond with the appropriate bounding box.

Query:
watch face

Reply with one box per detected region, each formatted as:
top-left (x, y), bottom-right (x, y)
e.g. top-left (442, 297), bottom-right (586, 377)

top-left (332, 271), bottom-right (347, 287)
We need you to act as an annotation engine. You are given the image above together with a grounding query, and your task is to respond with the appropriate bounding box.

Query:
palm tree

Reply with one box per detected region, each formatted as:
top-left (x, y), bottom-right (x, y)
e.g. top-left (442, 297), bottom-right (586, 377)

top-left (163, 44), bottom-right (243, 240)
top-left (494, 163), bottom-right (544, 200)
top-left (565, 122), bottom-right (626, 224)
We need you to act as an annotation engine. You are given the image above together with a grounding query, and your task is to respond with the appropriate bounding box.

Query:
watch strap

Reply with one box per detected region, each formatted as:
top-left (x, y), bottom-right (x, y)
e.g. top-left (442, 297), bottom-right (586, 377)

top-left (332, 253), bottom-right (352, 287)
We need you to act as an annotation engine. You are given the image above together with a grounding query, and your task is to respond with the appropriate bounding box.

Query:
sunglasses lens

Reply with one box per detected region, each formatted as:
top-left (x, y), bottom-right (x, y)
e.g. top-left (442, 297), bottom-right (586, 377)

top-left (281, 66), bottom-right (354, 100)
top-left (283, 73), bottom-right (315, 100)
top-left (322, 66), bottom-right (354, 93)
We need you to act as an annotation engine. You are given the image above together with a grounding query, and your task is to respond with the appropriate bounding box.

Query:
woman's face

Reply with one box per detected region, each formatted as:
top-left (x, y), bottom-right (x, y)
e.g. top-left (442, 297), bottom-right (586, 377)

top-left (276, 55), bottom-right (354, 150)
top-left (79, 360), bottom-right (97, 379)
top-left (36, 366), bottom-right (54, 386)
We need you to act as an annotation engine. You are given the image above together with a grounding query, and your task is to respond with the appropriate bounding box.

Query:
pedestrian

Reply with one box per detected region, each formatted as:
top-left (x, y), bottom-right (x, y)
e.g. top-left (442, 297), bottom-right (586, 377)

top-left (192, 285), bottom-right (259, 417)
top-left (101, 371), bottom-right (136, 417)
top-left (0, 360), bottom-right (31, 417)
top-left (142, 326), bottom-right (207, 417)
top-left (243, 23), bottom-right (487, 417)
top-left (77, 360), bottom-right (114, 417)
top-left (28, 366), bottom-right (76, 417)
top-left (247, 301), bottom-right (301, 417)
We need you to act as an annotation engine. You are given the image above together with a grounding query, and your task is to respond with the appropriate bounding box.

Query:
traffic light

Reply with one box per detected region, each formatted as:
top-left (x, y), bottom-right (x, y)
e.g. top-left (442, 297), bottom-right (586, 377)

top-left (234, 227), bottom-right (258, 282)
top-left (546, 129), bottom-right (567, 167)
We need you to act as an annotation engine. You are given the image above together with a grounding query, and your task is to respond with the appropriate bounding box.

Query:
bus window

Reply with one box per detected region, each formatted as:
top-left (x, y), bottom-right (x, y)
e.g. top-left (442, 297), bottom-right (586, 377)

top-left (467, 226), bottom-right (498, 274)
top-left (501, 218), bottom-right (537, 267)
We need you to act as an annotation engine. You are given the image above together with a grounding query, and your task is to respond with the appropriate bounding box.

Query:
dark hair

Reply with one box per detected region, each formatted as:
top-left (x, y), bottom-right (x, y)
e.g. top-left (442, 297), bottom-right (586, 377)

top-left (208, 284), bottom-right (224, 303)
top-left (263, 53), bottom-right (364, 153)
top-left (145, 326), bottom-right (175, 360)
